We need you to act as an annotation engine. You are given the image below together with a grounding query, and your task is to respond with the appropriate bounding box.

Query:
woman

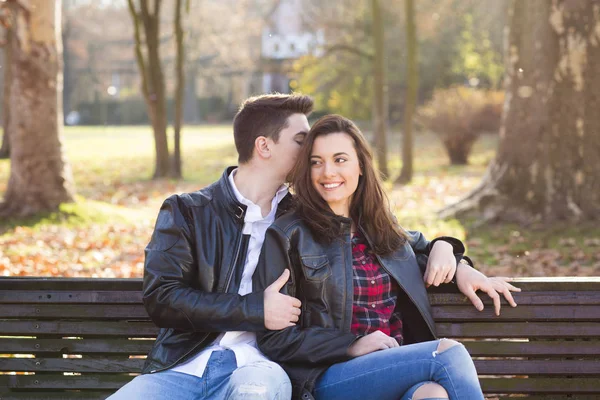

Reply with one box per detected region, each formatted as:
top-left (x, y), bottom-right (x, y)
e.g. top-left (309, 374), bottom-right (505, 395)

top-left (254, 115), bottom-right (519, 400)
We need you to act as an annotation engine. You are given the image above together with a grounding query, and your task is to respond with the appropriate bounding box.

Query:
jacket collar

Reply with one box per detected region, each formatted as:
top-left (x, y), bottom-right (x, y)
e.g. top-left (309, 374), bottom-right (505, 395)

top-left (219, 167), bottom-right (248, 223)
top-left (218, 166), bottom-right (295, 223)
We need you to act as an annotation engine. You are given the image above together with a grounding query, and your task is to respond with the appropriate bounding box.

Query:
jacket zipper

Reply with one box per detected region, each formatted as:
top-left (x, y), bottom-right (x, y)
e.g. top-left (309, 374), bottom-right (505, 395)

top-left (224, 232), bottom-right (245, 292)
top-left (150, 229), bottom-right (246, 373)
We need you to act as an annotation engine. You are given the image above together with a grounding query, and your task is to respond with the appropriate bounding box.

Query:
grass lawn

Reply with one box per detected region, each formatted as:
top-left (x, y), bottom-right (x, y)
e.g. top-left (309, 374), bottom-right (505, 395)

top-left (0, 125), bottom-right (598, 278)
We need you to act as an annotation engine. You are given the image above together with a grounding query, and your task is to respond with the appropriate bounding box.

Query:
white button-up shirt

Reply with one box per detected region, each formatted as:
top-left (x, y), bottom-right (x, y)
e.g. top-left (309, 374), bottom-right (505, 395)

top-left (171, 169), bottom-right (288, 377)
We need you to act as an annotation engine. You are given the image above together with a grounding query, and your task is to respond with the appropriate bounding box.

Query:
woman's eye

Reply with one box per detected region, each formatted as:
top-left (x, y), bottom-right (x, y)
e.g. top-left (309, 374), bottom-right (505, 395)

top-left (310, 160), bottom-right (321, 166)
top-left (335, 158), bottom-right (347, 163)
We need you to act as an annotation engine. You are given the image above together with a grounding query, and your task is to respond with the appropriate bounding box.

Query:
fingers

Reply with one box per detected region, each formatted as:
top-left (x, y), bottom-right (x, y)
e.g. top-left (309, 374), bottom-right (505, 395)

top-left (290, 296), bottom-right (302, 308)
top-left (462, 285), bottom-right (484, 311)
top-left (376, 337), bottom-right (398, 350)
top-left (480, 285), bottom-right (501, 316)
top-left (425, 264), bottom-right (455, 287)
top-left (443, 269), bottom-right (454, 284)
top-left (432, 268), bottom-right (445, 287)
top-left (423, 265), bottom-right (433, 288)
top-left (499, 286), bottom-right (517, 308)
top-left (267, 269), bottom-right (290, 292)
top-left (491, 279), bottom-right (520, 308)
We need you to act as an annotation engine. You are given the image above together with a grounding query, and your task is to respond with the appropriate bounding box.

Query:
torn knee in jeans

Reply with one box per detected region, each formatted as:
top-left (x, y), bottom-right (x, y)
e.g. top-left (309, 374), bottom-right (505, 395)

top-left (411, 382), bottom-right (449, 400)
top-left (235, 383), bottom-right (268, 395)
top-left (431, 338), bottom-right (461, 357)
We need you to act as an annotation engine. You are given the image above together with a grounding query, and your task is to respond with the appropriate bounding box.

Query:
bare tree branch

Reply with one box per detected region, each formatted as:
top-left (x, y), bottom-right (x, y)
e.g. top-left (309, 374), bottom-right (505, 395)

top-left (127, 0), bottom-right (149, 98)
top-left (322, 44), bottom-right (374, 60)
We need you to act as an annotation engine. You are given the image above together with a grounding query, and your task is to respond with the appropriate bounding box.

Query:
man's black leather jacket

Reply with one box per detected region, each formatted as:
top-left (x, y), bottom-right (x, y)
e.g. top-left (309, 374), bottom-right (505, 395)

top-left (253, 211), bottom-right (467, 399)
top-left (141, 167), bottom-right (292, 374)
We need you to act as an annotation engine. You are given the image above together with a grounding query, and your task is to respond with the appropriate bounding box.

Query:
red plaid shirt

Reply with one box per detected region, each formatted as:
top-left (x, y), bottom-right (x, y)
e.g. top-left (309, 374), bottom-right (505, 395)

top-left (350, 232), bottom-right (404, 345)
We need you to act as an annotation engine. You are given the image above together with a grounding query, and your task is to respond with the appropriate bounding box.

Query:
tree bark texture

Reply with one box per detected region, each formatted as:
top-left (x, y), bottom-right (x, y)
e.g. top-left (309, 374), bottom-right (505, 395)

top-left (172, 0), bottom-right (184, 179)
top-left (371, 0), bottom-right (389, 178)
top-left (0, 5), bottom-right (14, 159)
top-left (127, 0), bottom-right (170, 179)
top-left (1, 0), bottom-right (75, 217)
top-left (396, 0), bottom-right (417, 184)
top-left (441, 0), bottom-right (600, 223)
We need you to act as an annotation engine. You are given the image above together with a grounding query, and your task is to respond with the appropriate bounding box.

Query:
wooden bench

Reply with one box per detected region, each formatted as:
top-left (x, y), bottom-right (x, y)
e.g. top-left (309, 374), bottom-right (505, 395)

top-left (0, 277), bottom-right (599, 399)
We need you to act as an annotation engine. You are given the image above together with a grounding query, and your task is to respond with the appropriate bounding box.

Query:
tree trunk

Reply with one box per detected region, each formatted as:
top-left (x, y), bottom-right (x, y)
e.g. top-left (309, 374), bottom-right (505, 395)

top-left (0, 7), bottom-right (13, 159)
top-left (0, 39), bottom-right (10, 159)
top-left (440, 0), bottom-right (600, 223)
top-left (1, 0), bottom-right (75, 217)
top-left (183, 65), bottom-right (199, 123)
top-left (396, 0), bottom-right (417, 185)
top-left (62, 8), bottom-right (72, 124)
top-left (127, 0), bottom-right (170, 179)
top-left (172, 0), bottom-right (184, 179)
top-left (371, 0), bottom-right (388, 178)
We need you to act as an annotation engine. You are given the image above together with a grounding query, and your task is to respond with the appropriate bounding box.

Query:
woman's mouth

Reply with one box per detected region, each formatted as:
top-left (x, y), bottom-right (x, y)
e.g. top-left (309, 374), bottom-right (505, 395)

top-left (322, 182), bottom-right (343, 190)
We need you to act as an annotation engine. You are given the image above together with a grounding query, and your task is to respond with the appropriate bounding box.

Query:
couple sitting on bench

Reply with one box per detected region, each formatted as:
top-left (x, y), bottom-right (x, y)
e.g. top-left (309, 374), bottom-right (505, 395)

top-left (109, 94), bottom-right (520, 400)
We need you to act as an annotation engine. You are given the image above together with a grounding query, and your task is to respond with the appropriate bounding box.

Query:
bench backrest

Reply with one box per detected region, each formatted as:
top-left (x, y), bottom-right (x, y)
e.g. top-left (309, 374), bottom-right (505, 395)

top-left (1, 277), bottom-right (599, 399)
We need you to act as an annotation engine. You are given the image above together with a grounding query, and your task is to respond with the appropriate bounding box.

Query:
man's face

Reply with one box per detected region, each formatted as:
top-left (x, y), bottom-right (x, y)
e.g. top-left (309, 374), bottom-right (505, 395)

top-left (270, 113), bottom-right (310, 181)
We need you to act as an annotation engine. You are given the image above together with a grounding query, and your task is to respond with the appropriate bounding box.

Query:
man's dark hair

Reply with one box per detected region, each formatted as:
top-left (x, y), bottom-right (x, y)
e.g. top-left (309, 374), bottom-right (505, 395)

top-left (233, 93), bottom-right (313, 164)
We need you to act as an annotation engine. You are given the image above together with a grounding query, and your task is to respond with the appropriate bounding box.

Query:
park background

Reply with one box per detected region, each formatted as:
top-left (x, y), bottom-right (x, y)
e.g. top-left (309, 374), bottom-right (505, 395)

top-left (0, 0), bottom-right (599, 279)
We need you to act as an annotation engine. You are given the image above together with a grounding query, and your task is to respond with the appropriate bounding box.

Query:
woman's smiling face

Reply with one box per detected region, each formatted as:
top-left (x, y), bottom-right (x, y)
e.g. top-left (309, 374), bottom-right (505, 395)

top-left (310, 132), bottom-right (361, 217)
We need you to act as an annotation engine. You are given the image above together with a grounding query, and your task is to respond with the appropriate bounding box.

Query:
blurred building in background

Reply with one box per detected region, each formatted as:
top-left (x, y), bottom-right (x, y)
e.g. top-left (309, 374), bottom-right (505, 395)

top-left (5, 0), bottom-right (324, 126)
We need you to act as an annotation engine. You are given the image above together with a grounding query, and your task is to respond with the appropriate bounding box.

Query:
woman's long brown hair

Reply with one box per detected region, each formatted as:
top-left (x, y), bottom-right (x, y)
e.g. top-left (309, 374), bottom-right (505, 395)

top-left (291, 114), bottom-right (407, 255)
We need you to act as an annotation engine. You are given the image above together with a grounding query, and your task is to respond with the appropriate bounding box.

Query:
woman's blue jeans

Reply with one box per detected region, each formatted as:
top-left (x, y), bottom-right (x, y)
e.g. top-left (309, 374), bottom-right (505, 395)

top-left (313, 339), bottom-right (484, 400)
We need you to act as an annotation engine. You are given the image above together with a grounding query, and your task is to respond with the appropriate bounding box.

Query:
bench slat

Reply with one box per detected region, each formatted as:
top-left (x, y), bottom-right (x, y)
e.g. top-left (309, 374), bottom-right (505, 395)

top-left (0, 358), bottom-right (145, 373)
top-left (2, 277), bottom-right (599, 292)
top-left (464, 340), bottom-right (600, 357)
top-left (480, 377), bottom-right (600, 393)
top-left (0, 278), bottom-right (142, 291)
top-left (0, 305), bottom-right (149, 319)
top-left (0, 321), bottom-right (159, 337)
top-left (432, 305), bottom-right (600, 321)
top-left (429, 291), bottom-right (600, 306)
top-left (8, 358), bottom-right (599, 376)
top-left (0, 374), bottom-right (131, 389)
top-left (502, 397), bottom-right (600, 400)
top-left (0, 392), bottom-right (112, 400)
top-left (0, 291), bottom-right (143, 304)
top-left (0, 338), bottom-right (153, 355)
top-left (437, 322), bottom-right (600, 338)
top-left (474, 359), bottom-right (600, 375)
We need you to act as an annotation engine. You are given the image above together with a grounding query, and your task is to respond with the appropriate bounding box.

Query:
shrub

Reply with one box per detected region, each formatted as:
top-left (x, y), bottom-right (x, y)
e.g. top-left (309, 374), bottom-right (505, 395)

top-left (419, 87), bottom-right (504, 165)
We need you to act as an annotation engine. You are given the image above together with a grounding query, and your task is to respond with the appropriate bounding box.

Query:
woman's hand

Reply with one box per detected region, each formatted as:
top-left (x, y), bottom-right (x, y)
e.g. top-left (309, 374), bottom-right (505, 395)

top-left (423, 240), bottom-right (457, 287)
top-left (347, 330), bottom-right (399, 358)
top-left (456, 264), bottom-right (521, 316)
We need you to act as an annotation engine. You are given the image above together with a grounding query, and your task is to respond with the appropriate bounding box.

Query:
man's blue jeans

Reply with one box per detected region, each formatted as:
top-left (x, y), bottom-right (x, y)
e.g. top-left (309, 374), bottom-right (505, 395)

top-left (108, 349), bottom-right (291, 400)
top-left (313, 339), bottom-right (484, 400)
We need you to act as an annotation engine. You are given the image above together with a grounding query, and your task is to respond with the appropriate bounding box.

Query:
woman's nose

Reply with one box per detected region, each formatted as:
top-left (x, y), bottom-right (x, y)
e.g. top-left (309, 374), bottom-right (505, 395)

top-left (323, 161), bottom-right (336, 177)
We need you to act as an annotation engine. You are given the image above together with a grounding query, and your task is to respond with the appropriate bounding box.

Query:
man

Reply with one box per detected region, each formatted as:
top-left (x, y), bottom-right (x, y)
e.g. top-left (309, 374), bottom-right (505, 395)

top-left (109, 94), bottom-right (313, 400)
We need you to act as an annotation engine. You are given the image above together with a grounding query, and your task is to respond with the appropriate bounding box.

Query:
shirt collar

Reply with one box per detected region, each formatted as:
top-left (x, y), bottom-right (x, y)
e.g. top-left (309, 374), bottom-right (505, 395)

top-left (228, 168), bottom-right (288, 222)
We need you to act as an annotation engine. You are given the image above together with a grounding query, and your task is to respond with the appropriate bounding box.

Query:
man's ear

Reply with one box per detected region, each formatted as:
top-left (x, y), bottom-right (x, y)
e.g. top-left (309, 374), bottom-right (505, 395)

top-left (255, 136), bottom-right (271, 159)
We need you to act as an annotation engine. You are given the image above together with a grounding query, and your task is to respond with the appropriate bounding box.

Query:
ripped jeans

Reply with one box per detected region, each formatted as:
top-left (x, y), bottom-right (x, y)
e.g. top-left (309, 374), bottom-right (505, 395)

top-left (108, 349), bottom-right (291, 400)
top-left (313, 339), bottom-right (484, 400)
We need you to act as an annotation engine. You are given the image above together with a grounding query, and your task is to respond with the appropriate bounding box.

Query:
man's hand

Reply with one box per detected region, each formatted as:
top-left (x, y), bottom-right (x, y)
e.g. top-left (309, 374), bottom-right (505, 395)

top-left (423, 240), bottom-right (457, 287)
top-left (347, 330), bottom-right (399, 358)
top-left (264, 269), bottom-right (302, 330)
top-left (456, 263), bottom-right (521, 316)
